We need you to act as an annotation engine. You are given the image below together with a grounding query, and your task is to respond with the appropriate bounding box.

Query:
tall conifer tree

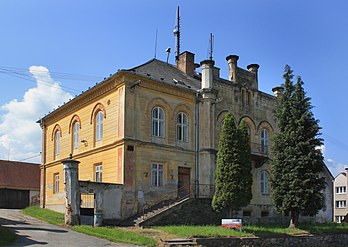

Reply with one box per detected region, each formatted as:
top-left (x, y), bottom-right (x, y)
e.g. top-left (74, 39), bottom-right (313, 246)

top-left (271, 65), bottom-right (325, 228)
top-left (212, 113), bottom-right (252, 215)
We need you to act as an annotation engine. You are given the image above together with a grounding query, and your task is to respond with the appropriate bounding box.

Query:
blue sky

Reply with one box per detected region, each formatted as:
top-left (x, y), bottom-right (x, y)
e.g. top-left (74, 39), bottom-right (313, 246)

top-left (0, 0), bottom-right (347, 176)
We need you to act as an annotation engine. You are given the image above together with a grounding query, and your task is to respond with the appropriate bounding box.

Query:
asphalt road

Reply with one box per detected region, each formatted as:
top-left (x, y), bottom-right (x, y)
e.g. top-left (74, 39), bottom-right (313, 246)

top-left (0, 209), bottom-right (142, 247)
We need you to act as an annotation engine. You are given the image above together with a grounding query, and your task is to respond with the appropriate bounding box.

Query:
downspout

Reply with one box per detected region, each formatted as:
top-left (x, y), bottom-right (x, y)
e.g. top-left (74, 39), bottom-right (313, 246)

top-left (195, 91), bottom-right (199, 198)
top-left (40, 119), bottom-right (46, 208)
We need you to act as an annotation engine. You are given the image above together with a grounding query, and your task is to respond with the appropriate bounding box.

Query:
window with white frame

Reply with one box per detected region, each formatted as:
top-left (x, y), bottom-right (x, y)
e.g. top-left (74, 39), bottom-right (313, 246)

top-left (176, 112), bottom-right (188, 142)
top-left (95, 164), bottom-right (102, 182)
top-left (336, 200), bottom-right (346, 208)
top-left (151, 163), bottom-right (164, 187)
top-left (335, 215), bottom-right (345, 223)
top-left (95, 111), bottom-right (103, 141)
top-left (260, 128), bottom-right (268, 154)
top-left (261, 170), bottom-right (269, 195)
top-left (73, 122), bottom-right (79, 149)
top-left (152, 107), bottom-right (165, 137)
top-left (336, 186), bottom-right (346, 194)
top-left (55, 130), bottom-right (60, 157)
top-left (54, 173), bottom-right (59, 193)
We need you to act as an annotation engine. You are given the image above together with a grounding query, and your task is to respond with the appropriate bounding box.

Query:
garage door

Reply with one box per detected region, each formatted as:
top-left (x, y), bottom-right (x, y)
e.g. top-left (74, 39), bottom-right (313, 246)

top-left (0, 188), bottom-right (29, 209)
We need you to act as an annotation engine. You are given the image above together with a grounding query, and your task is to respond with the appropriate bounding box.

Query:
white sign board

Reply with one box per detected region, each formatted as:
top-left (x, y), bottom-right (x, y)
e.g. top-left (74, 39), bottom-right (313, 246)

top-left (221, 219), bottom-right (242, 231)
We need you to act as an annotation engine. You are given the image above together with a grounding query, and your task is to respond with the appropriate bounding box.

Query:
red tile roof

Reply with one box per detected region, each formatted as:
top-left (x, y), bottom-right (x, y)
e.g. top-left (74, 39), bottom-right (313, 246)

top-left (0, 160), bottom-right (40, 190)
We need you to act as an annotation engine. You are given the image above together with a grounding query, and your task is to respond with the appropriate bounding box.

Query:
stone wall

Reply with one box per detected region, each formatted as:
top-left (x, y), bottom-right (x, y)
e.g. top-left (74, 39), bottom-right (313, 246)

top-left (196, 234), bottom-right (348, 247)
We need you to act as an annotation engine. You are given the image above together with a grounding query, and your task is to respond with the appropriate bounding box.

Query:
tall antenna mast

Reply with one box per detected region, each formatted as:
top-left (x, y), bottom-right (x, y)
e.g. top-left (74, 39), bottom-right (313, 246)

top-left (173, 6), bottom-right (181, 61)
top-left (209, 33), bottom-right (214, 61)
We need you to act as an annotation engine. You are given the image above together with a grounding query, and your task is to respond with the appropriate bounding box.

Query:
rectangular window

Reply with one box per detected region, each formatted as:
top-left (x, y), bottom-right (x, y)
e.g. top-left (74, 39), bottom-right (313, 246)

top-left (336, 200), bottom-right (347, 208)
top-left (336, 186), bottom-right (346, 194)
top-left (95, 164), bottom-right (102, 182)
top-left (335, 216), bottom-right (345, 223)
top-left (151, 163), bottom-right (164, 187)
top-left (243, 211), bottom-right (251, 217)
top-left (53, 173), bottom-right (59, 194)
top-left (261, 211), bottom-right (269, 217)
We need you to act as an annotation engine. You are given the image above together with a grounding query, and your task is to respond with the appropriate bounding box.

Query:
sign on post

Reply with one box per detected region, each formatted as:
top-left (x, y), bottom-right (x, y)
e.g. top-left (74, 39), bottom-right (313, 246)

top-left (221, 219), bottom-right (242, 231)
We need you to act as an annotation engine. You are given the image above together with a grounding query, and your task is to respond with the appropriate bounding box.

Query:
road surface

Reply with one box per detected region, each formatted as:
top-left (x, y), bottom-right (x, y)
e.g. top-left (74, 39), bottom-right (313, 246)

top-left (0, 209), bottom-right (142, 247)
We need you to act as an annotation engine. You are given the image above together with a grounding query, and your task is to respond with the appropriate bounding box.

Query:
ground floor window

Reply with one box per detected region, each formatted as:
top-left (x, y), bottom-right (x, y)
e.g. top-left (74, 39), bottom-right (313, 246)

top-left (335, 215), bottom-right (345, 223)
top-left (151, 163), bottom-right (164, 187)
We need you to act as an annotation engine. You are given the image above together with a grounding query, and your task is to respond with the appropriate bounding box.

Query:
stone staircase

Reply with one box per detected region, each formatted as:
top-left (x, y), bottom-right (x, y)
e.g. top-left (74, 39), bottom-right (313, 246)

top-left (160, 238), bottom-right (198, 247)
top-left (135, 197), bottom-right (190, 227)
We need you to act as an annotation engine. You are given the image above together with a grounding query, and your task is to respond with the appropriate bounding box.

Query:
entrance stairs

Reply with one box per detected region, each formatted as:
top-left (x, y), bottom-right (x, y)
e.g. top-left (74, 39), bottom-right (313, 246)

top-left (134, 197), bottom-right (190, 227)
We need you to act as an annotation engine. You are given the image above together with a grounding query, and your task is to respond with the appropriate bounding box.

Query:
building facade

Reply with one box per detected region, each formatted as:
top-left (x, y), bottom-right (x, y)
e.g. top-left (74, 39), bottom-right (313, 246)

top-left (333, 170), bottom-right (348, 223)
top-left (39, 51), bottom-right (331, 223)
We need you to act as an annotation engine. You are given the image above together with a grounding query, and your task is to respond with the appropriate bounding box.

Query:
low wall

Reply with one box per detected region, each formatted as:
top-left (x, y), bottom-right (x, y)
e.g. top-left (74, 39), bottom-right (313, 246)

top-left (195, 234), bottom-right (348, 247)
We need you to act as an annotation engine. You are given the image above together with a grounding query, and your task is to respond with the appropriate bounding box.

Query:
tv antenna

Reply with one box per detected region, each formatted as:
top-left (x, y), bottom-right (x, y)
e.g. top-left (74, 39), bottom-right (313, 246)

top-left (165, 47), bottom-right (171, 63)
top-left (209, 33), bottom-right (214, 61)
top-left (173, 6), bottom-right (181, 61)
top-left (154, 28), bottom-right (158, 59)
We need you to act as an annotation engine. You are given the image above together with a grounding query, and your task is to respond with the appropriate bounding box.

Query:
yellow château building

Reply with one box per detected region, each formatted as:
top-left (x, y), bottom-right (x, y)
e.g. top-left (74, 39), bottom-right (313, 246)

top-left (38, 51), bottom-right (310, 224)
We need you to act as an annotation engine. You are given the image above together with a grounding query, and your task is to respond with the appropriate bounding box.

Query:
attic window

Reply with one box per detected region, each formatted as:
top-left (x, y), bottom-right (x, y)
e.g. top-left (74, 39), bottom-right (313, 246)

top-left (160, 78), bottom-right (164, 80)
top-left (146, 73), bottom-right (151, 76)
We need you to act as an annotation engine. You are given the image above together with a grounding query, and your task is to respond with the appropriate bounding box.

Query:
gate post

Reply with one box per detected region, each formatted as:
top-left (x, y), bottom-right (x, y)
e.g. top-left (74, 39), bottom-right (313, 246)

top-left (63, 158), bottom-right (80, 226)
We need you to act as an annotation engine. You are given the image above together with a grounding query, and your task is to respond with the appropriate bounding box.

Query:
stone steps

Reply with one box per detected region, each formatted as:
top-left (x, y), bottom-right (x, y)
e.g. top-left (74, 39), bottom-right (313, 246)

top-left (161, 238), bottom-right (198, 247)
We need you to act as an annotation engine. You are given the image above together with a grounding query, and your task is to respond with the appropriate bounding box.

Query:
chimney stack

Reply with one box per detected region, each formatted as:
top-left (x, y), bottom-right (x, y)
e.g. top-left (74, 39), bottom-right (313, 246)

top-left (200, 60), bottom-right (215, 90)
top-left (177, 51), bottom-right (195, 76)
top-left (272, 86), bottom-right (283, 98)
top-left (226, 55), bottom-right (239, 82)
top-left (247, 64), bottom-right (260, 88)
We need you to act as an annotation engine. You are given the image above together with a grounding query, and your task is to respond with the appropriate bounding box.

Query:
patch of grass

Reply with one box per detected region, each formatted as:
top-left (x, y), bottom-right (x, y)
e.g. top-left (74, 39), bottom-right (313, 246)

top-left (72, 225), bottom-right (156, 246)
top-left (300, 222), bottom-right (348, 234)
top-left (153, 225), bottom-right (255, 238)
top-left (154, 223), bottom-right (348, 238)
top-left (22, 206), bottom-right (64, 225)
top-left (0, 226), bottom-right (16, 246)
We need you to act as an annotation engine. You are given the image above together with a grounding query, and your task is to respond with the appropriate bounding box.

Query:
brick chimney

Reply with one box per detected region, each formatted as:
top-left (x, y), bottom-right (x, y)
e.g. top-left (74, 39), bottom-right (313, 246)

top-left (177, 51), bottom-right (196, 76)
top-left (226, 55), bottom-right (239, 82)
top-left (200, 60), bottom-right (215, 89)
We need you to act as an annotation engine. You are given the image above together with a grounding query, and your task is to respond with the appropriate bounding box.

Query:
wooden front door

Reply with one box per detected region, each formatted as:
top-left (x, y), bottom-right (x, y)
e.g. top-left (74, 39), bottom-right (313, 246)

top-left (178, 167), bottom-right (190, 198)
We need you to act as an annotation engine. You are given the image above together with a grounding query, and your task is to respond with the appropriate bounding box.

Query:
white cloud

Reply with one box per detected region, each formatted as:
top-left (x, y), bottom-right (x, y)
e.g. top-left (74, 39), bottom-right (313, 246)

top-left (325, 158), bottom-right (347, 177)
top-left (0, 66), bottom-right (72, 162)
top-left (315, 145), bottom-right (326, 156)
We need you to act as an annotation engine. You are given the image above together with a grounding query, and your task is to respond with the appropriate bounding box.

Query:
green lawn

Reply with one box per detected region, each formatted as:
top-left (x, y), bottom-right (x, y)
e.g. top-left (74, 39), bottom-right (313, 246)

top-left (22, 206), bottom-right (156, 246)
top-left (22, 206), bottom-right (64, 225)
top-left (0, 226), bottom-right (16, 247)
top-left (154, 223), bottom-right (348, 238)
top-left (22, 206), bottom-right (348, 245)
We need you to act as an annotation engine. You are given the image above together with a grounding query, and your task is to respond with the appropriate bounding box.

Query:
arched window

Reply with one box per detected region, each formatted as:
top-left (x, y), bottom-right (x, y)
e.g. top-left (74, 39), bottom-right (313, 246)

top-left (95, 111), bottom-right (103, 141)
top-left (152, 107), bottom-right (165, 137)
top-left (260, 128), bottom-right (268, 154)
top-left (242, 89), bottom-right (246, 104)
top-left (73, 122), bottom-right (79, 149)
top-left (176, 112), bottom-right (188, 142)
top-left (261, 171), bottom-right (269, 195)
top-left (55, 130), bottom-right (60, 157)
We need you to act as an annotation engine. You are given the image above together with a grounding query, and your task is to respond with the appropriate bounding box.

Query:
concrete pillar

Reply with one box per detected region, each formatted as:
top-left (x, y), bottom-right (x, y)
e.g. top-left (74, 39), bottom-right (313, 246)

top-left (94, 191), bottom-right (103, 227)
top-left (63, 159), bottom-right (80, 226)
top-left (226, 55), bottom-right (239, 82)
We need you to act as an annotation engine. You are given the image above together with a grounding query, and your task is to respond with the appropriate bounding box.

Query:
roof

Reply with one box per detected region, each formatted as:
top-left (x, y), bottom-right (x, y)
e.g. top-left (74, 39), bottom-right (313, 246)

top-left (123, 59), bottom-right (201, 91)
top-left (0, 160), bottom-right (40, 190)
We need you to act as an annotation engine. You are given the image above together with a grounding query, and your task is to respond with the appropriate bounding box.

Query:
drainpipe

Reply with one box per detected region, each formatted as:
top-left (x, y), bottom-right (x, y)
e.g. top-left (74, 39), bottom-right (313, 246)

top-left (195, 91), bottom-right (199, 198)
top-left (40, 119), bottom-right (46, 208)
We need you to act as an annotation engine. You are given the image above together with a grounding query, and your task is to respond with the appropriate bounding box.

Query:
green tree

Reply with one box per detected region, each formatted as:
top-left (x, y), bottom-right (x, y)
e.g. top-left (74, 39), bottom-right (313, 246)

top-left (271, 65), bottom-right (325, 228)
top-left (212, 113), bottom-right (252, 215)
